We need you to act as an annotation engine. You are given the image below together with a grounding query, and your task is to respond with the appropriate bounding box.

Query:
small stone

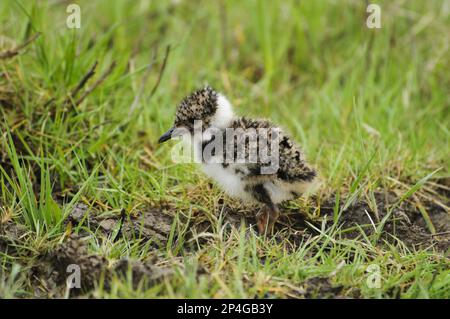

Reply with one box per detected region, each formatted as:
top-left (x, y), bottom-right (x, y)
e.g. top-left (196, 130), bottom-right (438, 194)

top-left (99, 219), bottom-right (116, 231)
top-left (70, 203), bottom-right (89, 221)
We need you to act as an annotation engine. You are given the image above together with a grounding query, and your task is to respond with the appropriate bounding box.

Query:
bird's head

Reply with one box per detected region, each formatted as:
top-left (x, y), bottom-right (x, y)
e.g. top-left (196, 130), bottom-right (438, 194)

top-left (158, 86), bottom-right (234, 143)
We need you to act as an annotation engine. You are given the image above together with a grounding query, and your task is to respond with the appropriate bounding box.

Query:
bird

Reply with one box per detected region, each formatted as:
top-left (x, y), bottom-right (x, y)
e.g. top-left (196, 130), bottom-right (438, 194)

top-left (158, 86), bottom-right (319, 234)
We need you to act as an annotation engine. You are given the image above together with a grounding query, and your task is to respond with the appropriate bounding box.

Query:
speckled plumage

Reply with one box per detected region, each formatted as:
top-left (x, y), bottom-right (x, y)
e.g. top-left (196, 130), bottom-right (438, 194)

top-left (174, 86), bottom-right (218, 130)
top-left (223, 117), bottom-right (316, 183)
top-left (160, 86), bottom-right (319, 234)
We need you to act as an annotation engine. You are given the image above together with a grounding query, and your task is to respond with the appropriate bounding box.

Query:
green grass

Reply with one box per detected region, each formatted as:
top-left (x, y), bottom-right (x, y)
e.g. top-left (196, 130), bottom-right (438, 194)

top-left (0, 0), bottom-right (449, 298)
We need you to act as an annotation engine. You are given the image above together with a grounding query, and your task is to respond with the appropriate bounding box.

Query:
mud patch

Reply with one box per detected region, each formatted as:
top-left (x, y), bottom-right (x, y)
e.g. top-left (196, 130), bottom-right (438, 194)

top-left (3, 189), bottom-right (449, 298)
top-left (32, 234), bottom-right (108, 296)
top-left (67, 202), bottom-right (254, 249)
top-left (114, 258), bottom-right (173, 288)
top-left (211, 192), bottom-right (449, 252)
top-left (68, 204), bottom-right (173, 247)
top-left (32, 234), bottom-right (171, 297)
top-left (315, 192), bottom-right (450, 252)
top-left (300, 277), bottom-right (358, 299)
top-left (0, 219), bottom-right (28, 256)
top-left (67, 189), bottom-right (449, 254)
top-left (265, 277), bottom-right (359, 299)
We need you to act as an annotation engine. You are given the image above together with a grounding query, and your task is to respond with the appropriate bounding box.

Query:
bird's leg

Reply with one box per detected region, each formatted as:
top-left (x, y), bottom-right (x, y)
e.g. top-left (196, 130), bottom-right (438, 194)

top-left (267, 204), bottom-right (280, 233)
top-left (256, 204), bottom-right (280, 235)
top-left (256, 206), bottom-right (269, 235)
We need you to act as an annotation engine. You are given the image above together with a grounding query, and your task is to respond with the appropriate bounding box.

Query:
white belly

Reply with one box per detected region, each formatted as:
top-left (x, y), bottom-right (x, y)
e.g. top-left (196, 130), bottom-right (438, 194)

top-left (265, 178), bottom-right (320, 204)
top-left (263, 181), bottom-right (294, 204)
top-left (201, 163), bottom-right (252, 201)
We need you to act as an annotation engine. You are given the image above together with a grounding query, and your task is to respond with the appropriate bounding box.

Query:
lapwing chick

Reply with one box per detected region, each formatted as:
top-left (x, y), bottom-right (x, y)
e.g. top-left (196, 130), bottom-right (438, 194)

top-left (159, 86), bottom-right (318, 234)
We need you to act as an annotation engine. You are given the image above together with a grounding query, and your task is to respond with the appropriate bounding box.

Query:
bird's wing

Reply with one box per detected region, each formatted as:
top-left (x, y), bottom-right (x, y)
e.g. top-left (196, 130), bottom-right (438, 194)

top-left (224, 117), bottom-right (316, 183)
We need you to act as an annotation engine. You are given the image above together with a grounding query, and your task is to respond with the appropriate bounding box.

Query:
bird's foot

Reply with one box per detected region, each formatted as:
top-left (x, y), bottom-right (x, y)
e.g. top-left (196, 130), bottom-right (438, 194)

top-left (256, 209), bottom-right (269, 235)
top-left (256, 205), bottom-right (280, 236)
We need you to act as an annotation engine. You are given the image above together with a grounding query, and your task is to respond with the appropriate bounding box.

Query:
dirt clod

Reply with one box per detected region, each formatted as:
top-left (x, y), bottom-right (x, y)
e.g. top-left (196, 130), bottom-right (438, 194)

top-left (68, 204), bottom-right (174, 247)
top-left (114, 258), bottom-right (172, 288)
top-left (32, 234), bottom-right (171, 297)
top-left (301, 277), bottom-right (349, 299)
top-left (0, 220), bottom-right (27, 256)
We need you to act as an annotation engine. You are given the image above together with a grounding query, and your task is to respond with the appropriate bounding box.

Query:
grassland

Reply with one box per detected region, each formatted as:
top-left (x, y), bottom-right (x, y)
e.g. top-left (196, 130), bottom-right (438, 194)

top-left (0, 0), bottom-right (449, 298)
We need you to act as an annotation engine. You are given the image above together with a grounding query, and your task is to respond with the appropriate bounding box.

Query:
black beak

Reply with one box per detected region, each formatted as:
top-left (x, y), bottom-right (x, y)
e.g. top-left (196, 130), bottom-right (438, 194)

top-left (158, 127), bottom-right (175, 144)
